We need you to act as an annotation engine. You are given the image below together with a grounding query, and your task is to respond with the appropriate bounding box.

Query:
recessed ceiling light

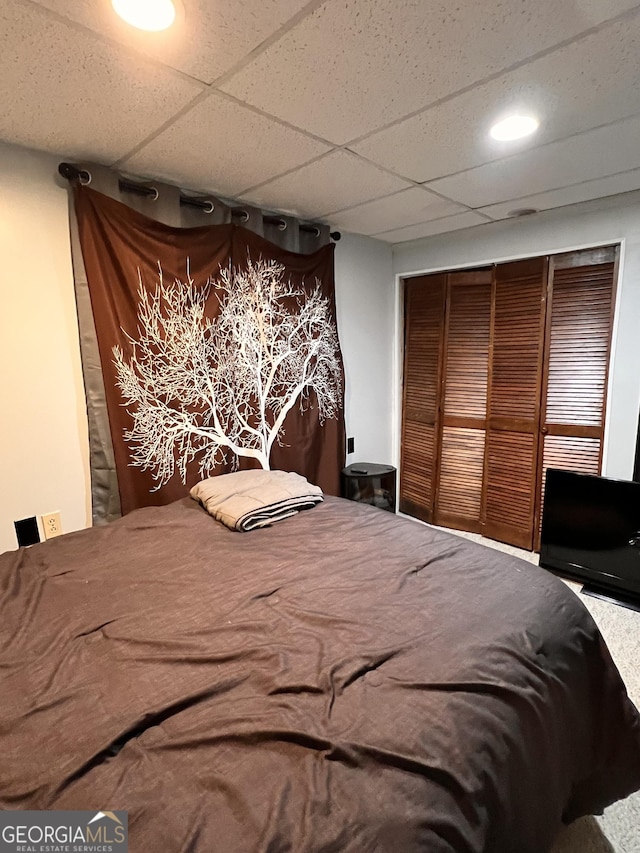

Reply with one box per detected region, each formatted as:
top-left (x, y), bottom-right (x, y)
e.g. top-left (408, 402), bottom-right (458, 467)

top-left (490, 114), bottom-right (539, 142)
top-left (112, 0), bottom-right (176, 32)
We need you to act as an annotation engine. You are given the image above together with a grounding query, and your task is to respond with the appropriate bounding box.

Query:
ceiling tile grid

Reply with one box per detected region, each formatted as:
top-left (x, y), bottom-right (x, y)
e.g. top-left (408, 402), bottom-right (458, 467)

top-left (0, 0), bottom-right (204, 162)
top-left (219, 0), bottom-right (639, 144)
top-left (1, 0), bottom-right (640, 242)
top-left (33, 0), bottom-right (315, 83)
top-left (120, 92), bottom-right (331, 197)
top-left (373, 211), bottom-right (490, 244)
top-left (350, 14), bottom-right (640, 183)
top-left (478, 167), bottom-right (640, 220)
top-left (425, 113), bottom-right (640, 209)
top-left (328, 187), bottom-right (469, 235)
top-left (238, 150), bottom-right (412, 218)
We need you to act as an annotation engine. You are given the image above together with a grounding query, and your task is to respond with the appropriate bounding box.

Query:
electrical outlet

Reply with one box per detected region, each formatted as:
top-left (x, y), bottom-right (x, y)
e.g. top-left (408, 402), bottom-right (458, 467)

top-left (347, 436), bottom-right (355, 454)
top-left (42, 511), bottom-right (62, 540)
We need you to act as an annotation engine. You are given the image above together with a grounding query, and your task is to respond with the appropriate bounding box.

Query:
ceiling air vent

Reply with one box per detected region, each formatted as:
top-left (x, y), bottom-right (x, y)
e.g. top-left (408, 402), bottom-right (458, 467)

top-left (507, 208), bottom-right (538, 218)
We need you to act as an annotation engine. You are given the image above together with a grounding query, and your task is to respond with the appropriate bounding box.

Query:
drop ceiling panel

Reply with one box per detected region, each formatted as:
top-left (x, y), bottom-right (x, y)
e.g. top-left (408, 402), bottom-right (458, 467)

top-left (352, 14), bottom-right (640, 182)
top-left (0, 0), bottom-right (204, 162)
top-left (33, 0), bottom-right (312, 83)
top-left (238, 151), bottom-right (411, 218)
top-left (221, 0), bottom-right (638, 144)
top-left (121, 93), bottom-right (330, 197)
top-left (478, 168), bottom-right (640, 220)
top-left (425, 114), bottom-right (640, 209)
top-left (373, 212), bottom-right (489, 243)
top-left (328, 187), bottom-right (468, 236)
top-left (4, 0), bottom-right (640, 243)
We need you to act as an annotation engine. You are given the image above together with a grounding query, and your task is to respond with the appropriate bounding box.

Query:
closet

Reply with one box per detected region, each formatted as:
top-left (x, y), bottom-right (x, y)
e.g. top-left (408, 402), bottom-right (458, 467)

top-left (399, 245), bottom-right (619, 551)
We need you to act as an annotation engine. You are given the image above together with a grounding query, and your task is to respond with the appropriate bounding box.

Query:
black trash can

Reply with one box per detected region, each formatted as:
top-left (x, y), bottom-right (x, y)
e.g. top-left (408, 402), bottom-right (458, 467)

top-left (341, 463), bottom-right (396, 513)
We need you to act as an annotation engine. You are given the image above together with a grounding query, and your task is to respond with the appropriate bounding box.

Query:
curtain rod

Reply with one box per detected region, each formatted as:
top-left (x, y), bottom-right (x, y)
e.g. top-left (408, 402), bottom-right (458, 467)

top-left (58, 162), bottom-right (341, 241)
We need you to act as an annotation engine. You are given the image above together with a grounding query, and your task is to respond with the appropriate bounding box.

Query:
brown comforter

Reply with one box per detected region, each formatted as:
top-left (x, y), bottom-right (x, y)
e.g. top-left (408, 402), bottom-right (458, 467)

top-left (1, 496), bottom-right (639, 853)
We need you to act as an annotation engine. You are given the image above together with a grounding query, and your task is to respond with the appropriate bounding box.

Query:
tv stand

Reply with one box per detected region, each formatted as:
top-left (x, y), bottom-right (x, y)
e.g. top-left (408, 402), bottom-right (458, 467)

top-left (581, 584), bottom-right (640, 614)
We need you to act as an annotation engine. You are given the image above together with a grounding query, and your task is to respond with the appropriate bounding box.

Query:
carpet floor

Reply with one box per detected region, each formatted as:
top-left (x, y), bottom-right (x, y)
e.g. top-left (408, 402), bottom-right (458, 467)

top-left (446, 528), bottom-right (640, 853)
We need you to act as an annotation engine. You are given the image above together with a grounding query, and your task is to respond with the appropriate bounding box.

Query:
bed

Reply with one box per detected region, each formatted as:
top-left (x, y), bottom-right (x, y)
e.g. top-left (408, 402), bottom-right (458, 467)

top-left (2, 494), bottom-right (639, 852)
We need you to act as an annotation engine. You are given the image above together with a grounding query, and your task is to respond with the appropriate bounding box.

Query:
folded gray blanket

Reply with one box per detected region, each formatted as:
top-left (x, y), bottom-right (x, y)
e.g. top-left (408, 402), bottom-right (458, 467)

top-left (190, 469), bottom-right (324, 531)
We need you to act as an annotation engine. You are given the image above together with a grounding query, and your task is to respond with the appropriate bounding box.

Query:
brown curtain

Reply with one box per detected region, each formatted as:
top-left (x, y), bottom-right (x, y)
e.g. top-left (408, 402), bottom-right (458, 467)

top-left (70, 181), bottom-right (345, 519)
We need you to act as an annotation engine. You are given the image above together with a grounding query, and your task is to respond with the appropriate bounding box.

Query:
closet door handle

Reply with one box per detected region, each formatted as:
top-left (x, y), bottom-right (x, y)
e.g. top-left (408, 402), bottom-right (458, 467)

top-left (541, 426), bottom-right (549, 435)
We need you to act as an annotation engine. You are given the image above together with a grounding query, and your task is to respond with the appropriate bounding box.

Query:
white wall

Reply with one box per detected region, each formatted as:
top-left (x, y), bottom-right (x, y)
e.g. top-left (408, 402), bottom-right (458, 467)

top-left (392, 192), bottom-right (640, 481)
top-left (0, 141), bottom-right (396, 552)
top-left (335, 232), bottom-right (395, 467)
top-left (0, 142), bottom-right (90, 553)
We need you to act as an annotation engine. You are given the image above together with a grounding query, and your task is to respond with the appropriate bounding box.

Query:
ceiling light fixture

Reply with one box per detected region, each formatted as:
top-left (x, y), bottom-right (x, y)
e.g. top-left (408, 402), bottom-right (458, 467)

top-left (112, 0), bottom-right (177, 32)
top-left (490, 114), bottom-right (539, 142)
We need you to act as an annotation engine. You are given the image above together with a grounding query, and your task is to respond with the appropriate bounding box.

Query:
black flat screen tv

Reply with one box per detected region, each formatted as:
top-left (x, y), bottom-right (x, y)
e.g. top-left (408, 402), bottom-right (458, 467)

top-left (539, 468), bottom-right (640, 608)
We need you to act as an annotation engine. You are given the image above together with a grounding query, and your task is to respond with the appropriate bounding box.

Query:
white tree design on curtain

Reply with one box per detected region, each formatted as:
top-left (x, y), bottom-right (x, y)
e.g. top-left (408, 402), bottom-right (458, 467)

top-left (113, 257), bottom-right (343, 487)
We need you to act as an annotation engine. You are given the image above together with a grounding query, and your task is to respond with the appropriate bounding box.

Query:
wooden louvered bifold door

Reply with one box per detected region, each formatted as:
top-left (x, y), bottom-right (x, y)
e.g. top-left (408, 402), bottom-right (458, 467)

top-left (534, 247), bottom-right (618, 547)
top-left (399, 275), bottom-right (446, 522)
top-left (435, 269), bottom-right (492, 533)
top-left (482, 258), bottom-right (548, 550)
top-left (399, 247), bottom-right (618, 551)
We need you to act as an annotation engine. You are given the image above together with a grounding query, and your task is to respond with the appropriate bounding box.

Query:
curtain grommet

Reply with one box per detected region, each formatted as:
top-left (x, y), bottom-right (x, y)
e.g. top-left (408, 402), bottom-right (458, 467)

top-left (231, 207), bottom-right (250, 224)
